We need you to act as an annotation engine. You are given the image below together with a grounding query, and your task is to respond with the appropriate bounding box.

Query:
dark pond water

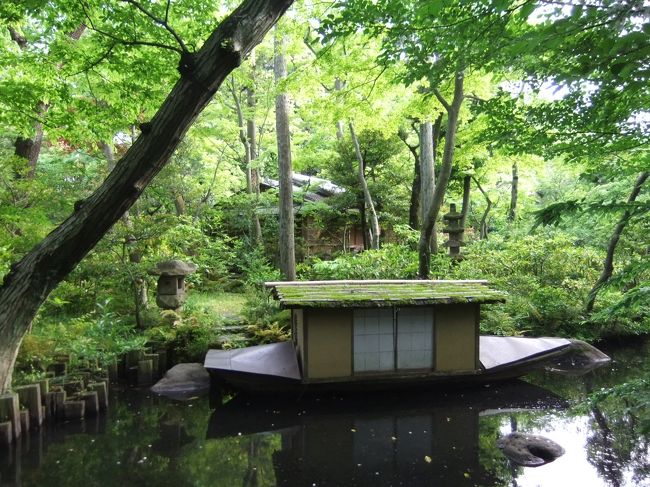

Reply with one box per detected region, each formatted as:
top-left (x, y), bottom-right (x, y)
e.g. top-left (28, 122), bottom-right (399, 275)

top-left (2, 339), bottom-right (650, 487)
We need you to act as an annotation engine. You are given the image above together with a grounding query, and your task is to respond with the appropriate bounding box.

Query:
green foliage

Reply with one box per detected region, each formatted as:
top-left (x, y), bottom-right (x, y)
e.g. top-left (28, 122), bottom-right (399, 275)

top-left (241, 287), bottom-right (288, 327)
top-left (19, 299), bottom-right (146, 373)
top-left (301, 244), bottom-right (419, 280)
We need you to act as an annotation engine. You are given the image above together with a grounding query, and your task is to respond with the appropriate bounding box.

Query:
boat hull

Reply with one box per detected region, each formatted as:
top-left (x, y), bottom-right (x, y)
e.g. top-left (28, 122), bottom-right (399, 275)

top-left (205, 337), bottom-right (609, 395)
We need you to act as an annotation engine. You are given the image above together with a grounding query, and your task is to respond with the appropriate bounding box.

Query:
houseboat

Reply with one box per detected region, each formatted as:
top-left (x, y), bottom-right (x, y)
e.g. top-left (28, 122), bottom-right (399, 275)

top-left (204, 280), bottom-right (609, 393)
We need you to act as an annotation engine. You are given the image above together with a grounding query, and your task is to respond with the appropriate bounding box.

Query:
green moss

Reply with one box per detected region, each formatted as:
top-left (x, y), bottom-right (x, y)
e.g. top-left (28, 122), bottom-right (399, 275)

top-left (268, 281), bottom-right (506, 309)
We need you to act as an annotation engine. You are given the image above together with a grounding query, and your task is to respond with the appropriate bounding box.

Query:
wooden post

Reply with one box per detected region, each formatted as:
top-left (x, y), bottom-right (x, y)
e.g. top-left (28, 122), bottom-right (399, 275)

top-left (138, 359), bottom-right (154, 386)
top-left (15, 385), bottom-right (42, 428)
top-left (19, 410), bottom-right (29, 433)
top-left (156, 349), bottom-right (168, 376)
top-left (45, 390), bottom-right (66, 420)
top-left (144, 354), bottom-right (160, 379)
top-left (37, 378), bottom-right (49, 400)
top-left (88, 382), bottom-right (108, 411)
top-left (107, 357), bottom-right (119, 383)
top-left (127, 350), bottom-right (143, 369)
top-left (63, 401), bottom-right (85, 420)
top-left (0, 421), bottom-right (11, 446)
top-left (0, 393), bottom-right (21, 440)
top-left (79, 392), bottom-right (99, 417)
top-left (127, 366), bottom-right (139, 386)
top-left (47, 362), bottom-right (67, 376)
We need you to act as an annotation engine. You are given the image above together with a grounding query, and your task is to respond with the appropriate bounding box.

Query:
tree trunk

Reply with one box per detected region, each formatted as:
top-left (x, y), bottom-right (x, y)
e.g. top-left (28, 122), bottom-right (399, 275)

top-left (334, 77), bottom-right (345, 142)
top-left (349, 122), bottom-right (380, 250)
top-left (100, 141), bottom-right (117, 171)
top-left (418, 73), bottom-right (462, 281)
top-left (0, 0), bottom-right (294, 393)
top-left (418, 121), bottom-right (435, 272)
top-left (14, 102), bottom-right (48, 179)
top-left (231, 75), bottom-right (262, 243)
top-left (398, 126), bottom-right (421, 230)
top-left (472, 176), bottom-right (492, 239)
top-left (460, 175), bottom-right (471, 229)
top-left (585, 171), bottom-right (648, 313)
top-left (508, 161), bottom-right (518, 222)
top-left (174, 194), bottom-right (186, 216)
top-left (274, 29), bottom-right (296, 280)
top-left (247, 52), bottom-right (263, 243)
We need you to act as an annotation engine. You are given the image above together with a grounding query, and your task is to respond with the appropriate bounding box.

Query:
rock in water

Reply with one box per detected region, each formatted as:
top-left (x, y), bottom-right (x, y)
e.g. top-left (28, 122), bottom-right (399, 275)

top-left (151, 363), bottom-right (210, 400)
top-left (497, 432), bottom-right (565, 467)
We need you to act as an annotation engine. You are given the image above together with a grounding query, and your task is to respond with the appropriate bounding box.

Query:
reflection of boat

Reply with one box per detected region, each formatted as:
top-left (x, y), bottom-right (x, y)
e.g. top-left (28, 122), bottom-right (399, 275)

top-left (207, 381), bottom-right (567, 438)
top-left (207, 382), bottom-right (566, 486)
top-left (205, 281), bottom-right (610, 394)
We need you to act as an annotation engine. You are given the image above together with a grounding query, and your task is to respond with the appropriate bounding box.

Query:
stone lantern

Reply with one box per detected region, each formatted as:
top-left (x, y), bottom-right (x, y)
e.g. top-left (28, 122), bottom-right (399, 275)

top-left (442, 203), bottom-right (465, 260)
top-left (151, 260), bottom-right (197, 310)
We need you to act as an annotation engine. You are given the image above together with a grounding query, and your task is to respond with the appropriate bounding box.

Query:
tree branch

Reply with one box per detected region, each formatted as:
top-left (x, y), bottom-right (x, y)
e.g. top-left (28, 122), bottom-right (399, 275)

top-left (82, 1), bottom-right (183, 54)
top-left (121, 0), bottom-right (190, 53)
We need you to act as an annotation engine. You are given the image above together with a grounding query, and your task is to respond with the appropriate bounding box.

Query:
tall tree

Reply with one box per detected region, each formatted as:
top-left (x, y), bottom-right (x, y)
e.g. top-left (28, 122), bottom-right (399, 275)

top-left (418, 121), bottom-right (435, 275)
top-left (418, 73), bottom-right (464, 277)
top-left (349, 122), bottom-right (381, 250)
top-left (274, 28), bottom-right (296, 279)
top-left (246, 51), bottom-right (263, 243)
top-left (0, 0), bottom-right (293, 393)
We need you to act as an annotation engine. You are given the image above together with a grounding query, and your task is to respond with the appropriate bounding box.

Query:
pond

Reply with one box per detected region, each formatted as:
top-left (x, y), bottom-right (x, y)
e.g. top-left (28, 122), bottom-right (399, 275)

top-left (1, 339), bottom-right (649, 487)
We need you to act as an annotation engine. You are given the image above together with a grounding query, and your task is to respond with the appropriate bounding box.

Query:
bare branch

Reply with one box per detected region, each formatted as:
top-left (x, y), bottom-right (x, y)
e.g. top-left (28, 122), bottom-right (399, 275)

top-left (82, 2), bottom-right (182, 54)
top-left (121, 0), bottom-right (189, 53)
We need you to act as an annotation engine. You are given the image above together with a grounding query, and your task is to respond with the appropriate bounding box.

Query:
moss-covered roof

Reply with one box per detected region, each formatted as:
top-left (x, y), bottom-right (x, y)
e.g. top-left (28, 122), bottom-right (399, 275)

top-left (265, 280), bottom-right (506, 309)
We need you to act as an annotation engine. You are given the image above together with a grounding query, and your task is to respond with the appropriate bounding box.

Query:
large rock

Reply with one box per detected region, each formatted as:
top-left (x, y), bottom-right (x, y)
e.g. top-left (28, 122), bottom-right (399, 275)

top-left (497, 432), bottom-right (565, 467)
top-left (151, 363), bottom-right (210, 400)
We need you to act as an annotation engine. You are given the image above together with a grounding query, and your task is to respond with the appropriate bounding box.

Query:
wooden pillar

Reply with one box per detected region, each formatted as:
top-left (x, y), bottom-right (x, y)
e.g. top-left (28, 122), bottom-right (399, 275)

top-left (63, 401), bottom-right (85, 420)
top-left (0, 393), bottom-right (21, 440)
top-left (138, 359), bottom-right (154, 386)
top-left (0, 421), bottom-right (12, 446)
top-left (79, 392), bottom-right (99, 416)
top-left (15, 385), bottom-right (42, 428)
top-left (88, 382), bottom-right (108, 411)
top-left (45, 390), bottom-right (66, 421)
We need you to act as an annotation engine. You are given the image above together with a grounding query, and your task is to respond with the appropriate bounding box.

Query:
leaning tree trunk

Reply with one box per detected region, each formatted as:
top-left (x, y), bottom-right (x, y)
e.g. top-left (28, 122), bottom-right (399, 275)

top-left (274, 29), bottom-right (296, 280)
top-left (349, 122), bottom-right (380, 250)
top-left (508, 162), bottom-right (518, 222)
top-left (585, 171), bottom-right (648, 313)
top-left (0, 0), bottom-right (294, 393)
top-left (418, 71), bottom-right (464, 279)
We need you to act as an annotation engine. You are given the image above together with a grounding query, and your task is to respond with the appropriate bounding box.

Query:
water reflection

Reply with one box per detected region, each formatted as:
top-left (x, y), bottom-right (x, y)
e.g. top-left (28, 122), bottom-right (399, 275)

top-left (208, 382), bottom-right (566, 486)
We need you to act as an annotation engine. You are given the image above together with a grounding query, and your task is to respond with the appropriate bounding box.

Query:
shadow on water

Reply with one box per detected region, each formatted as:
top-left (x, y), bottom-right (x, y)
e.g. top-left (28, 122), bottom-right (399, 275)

top-left (208, 381), bottom-right (566, 487)
top-left (1, 338), bottom-right (649, 486)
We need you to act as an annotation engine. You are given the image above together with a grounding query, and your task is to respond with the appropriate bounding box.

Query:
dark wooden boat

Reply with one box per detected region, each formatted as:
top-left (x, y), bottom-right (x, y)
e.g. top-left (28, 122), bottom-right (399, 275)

top-left (204, 280), bottom-right (610, 394)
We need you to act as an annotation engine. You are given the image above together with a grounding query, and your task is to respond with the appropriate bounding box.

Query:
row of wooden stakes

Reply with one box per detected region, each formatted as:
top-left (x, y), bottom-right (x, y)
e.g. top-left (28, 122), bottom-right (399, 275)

top-left (0, 347), bottom-right (169, 448)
